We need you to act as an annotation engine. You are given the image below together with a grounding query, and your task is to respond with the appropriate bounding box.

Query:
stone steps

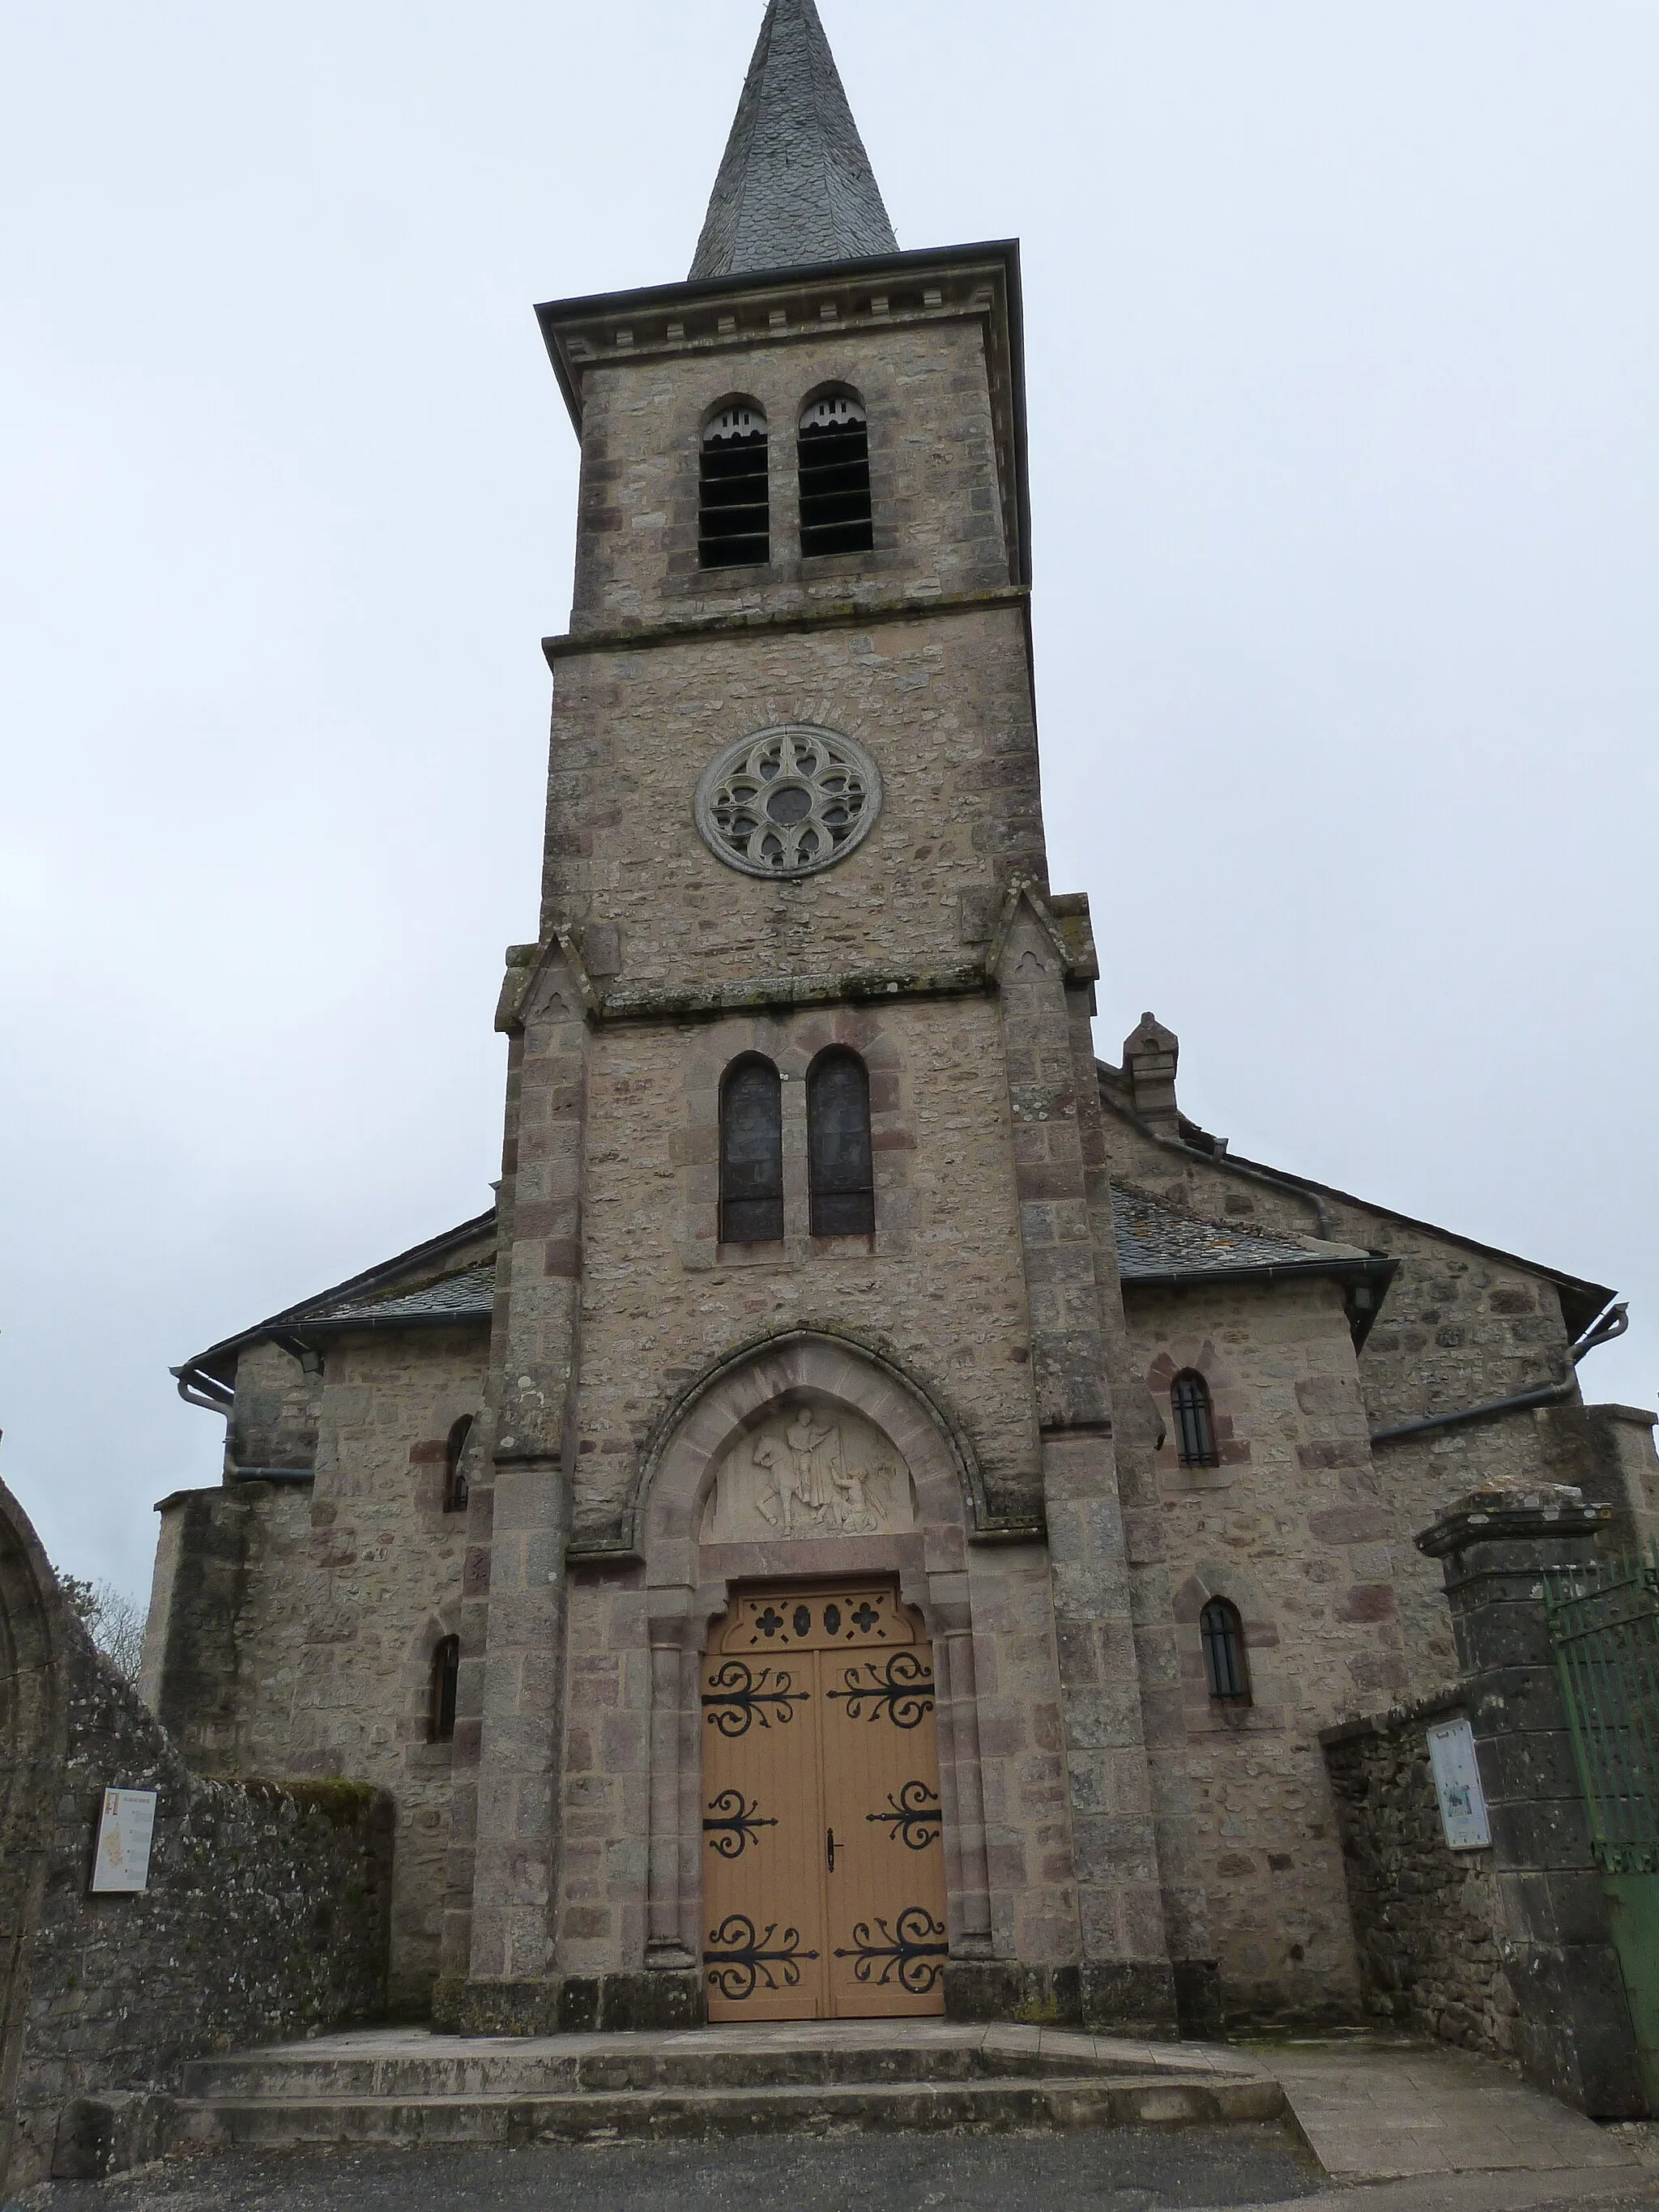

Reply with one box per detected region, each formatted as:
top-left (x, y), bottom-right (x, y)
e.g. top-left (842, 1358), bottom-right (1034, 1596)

top-left (180, 2073), bottom-right (1288, 2150)
top-left (173, 2027), bottom-right (1290, 2153)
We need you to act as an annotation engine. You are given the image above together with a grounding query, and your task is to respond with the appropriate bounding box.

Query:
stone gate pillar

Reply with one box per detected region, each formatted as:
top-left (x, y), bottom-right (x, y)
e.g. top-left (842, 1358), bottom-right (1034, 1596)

top-left (1418, 1484), bottom-right (1644, 2116)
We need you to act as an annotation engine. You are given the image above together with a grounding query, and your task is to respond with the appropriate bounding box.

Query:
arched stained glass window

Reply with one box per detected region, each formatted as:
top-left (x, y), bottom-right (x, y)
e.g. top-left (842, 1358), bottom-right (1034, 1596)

top-left (807, 1048), bottom-right (874, 1238)
top-left (1200, 1598), bottom-right (1251, 1704)
top-left (443, 1417), bottom-right (472, 1514)
top-left (1171, 1370), bottom-right (1219, 1468)
top-left (798, 390), bottom-right (873, 558)
top-left (720, 1056), bottom-right (784, 1243)
top-left (699, 400), bottom-right (770, 569)
top-left (429, 1634), bottom-right (461, 1742)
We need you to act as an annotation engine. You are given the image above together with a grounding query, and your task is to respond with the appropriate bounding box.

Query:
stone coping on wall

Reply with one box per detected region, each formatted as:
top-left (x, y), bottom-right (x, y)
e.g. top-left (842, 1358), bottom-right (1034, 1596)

top-left (1319, 1686), bottom-right (1470, 1751)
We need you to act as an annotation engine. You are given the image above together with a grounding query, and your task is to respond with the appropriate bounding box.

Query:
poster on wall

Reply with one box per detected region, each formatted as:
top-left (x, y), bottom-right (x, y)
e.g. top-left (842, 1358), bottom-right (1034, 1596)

top-left (1427, 1719), bottom-right (1491, 1850)
top-left (89, 1788), bottom-right (158, 1893)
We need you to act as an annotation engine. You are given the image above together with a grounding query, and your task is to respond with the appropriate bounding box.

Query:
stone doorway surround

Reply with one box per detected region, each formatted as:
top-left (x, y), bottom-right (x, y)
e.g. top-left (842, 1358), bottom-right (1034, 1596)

top-left (621, 1330), bottom-right (999, 1990)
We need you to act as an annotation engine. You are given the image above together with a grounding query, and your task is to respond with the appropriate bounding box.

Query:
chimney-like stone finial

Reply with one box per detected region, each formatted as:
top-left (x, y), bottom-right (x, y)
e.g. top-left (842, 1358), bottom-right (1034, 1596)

top-left (1124, 1012), bottom-right (1181, 1138)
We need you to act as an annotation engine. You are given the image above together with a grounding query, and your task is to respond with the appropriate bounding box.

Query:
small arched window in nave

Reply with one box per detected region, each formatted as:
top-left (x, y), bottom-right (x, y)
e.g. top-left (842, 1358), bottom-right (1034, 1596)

top-left (442, 1417), bottom-right (472, 1513)
top-left (1200, 1598), bottom-right (1252, 1705)
top-left (699, 401), bottom-right (770, 569)
top-left (798, 391), bottom-right (873, 558)
top-left (1171, 1370), bottom-right (1219, 1469)
top-left (807, 1048), bottom-right (875, 1238)
top-left (429, 1634), bottom-right (461, 1742)
top-left (720, 1056), bottom-right (785, 1243)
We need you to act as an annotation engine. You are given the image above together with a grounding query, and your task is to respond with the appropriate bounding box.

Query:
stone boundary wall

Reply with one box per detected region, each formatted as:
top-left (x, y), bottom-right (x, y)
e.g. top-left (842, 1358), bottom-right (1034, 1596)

top-left (1, 1476), bottom-right (393, 2192)
top-left (1321, 1694), bottom-right (1515, 2056)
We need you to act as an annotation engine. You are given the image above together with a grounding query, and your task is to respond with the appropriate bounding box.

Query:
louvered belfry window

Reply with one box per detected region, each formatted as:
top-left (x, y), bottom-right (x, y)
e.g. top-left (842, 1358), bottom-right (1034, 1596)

top-left (429, 1635), bottom-right (461, 1741)
top-left (798, 391), bottom-right (873, 558)
top-left (1200, 1598), bottom-right (1252, 1703)
top-left (699, 402), bottom-right (770, 569)
top-left (808, 1049), bottom-right (875, 1238)
top-left (1171, 1370), bottom-right (1220, 1468)
top-left (720, 1057), bottom-right (785, 1243)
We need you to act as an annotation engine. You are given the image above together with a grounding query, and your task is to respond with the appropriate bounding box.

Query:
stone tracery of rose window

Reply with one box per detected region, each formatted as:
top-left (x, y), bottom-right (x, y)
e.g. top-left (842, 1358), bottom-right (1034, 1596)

top-left (695, 724), bottom-right (881, 878)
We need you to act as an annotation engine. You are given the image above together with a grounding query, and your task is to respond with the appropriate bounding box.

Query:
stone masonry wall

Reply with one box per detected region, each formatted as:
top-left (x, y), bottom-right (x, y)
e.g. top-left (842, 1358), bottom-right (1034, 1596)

top-left (1322, 1698), bottom-right (1512, 2056)
top-left (1125, 1273), bottom-right (1401, 2022)
top-left (570, 314), bottom-right (1012, 633)
top-left (571, 995), bottom-right (1042, 1543)
top-left (4, 1535), bottom-right (390, 2191)
top-left (149, 1326), bottom-right (486, 2012)
top-left (544, 604), bottom-right (1046, 999)
top-left (1098, 1097), bottom-right (1609, 1702)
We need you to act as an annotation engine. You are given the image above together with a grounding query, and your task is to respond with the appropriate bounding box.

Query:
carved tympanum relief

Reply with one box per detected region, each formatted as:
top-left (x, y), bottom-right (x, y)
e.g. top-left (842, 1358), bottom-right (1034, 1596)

top-left (702, 1400), bottom-right (917, 1545)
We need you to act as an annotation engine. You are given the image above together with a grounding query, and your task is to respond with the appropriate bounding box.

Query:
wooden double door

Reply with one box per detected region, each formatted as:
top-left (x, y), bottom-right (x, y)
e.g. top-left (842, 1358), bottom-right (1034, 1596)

top-left (700, 1582), bottom-right (949, 2021)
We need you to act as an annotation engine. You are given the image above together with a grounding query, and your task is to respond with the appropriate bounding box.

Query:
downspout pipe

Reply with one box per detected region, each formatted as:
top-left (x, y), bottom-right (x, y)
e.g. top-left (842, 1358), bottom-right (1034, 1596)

top-left (1369, 1299), bottom-right (1629, 1448)
top-left (172, 1362), bottom-right (233, 1417)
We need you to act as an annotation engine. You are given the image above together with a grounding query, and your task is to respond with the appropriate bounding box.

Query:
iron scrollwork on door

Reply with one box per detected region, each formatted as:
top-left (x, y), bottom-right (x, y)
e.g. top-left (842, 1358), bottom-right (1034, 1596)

top-left (702, 1788), bottom-right (778, 1859)
top-left (825, 1649), bottom-right (935, 1728)
top-left (704, 1913), bottom-right (820, 2001)
top-left (868, 1779), bottom-right (943, 1849)
top-left (702, 1659), bottom-right (810, 1737)
top-left (834, 1906), bottom-right (949, 1993)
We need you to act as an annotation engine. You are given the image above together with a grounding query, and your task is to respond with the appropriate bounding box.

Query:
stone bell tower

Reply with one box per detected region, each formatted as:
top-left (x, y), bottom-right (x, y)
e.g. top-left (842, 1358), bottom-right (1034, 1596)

top-left (437, 0), bottom-right (1216, 2035)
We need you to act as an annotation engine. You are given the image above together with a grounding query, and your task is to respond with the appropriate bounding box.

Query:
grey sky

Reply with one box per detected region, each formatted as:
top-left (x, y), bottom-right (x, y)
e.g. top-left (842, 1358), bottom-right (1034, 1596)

top-left (3, 1), bottom-right (1655, 1603)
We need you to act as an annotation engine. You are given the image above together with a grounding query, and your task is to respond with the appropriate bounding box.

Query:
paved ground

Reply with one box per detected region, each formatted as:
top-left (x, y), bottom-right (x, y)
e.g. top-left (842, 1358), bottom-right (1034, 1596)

top-left (9, 2124), bottom-right (1320, 2211)
top-left (1245, 2037), bottom-right (1640, 2181)
top-left (12, 2031), bottom-right (1659, 2211)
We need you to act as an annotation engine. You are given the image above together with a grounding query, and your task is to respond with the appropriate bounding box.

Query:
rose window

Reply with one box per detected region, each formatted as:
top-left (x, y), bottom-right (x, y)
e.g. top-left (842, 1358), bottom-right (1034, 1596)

top-left (694, 724), bottom-right (881, 879)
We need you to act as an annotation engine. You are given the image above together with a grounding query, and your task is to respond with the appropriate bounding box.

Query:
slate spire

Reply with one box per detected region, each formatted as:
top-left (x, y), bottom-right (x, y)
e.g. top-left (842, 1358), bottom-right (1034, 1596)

top-left (689, 0), bottom-right (898, 282)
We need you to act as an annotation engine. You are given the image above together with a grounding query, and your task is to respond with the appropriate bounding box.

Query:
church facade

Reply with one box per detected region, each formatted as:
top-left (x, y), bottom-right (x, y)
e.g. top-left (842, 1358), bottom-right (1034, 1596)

top-left (140, 0), bottom-right (1654, 2037)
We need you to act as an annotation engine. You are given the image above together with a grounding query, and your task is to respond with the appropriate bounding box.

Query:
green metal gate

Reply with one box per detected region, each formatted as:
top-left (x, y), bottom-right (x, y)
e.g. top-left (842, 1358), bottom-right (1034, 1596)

top-left (1545, 1546), bottom-right (1659, 2108)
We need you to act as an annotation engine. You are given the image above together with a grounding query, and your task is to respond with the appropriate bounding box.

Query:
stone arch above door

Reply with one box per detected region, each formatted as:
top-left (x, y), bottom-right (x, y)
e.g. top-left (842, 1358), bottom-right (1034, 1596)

top-left (626, 1332), bottom-right (995, 1980)
top-left (593, 1325), bottom-right (992, 1581)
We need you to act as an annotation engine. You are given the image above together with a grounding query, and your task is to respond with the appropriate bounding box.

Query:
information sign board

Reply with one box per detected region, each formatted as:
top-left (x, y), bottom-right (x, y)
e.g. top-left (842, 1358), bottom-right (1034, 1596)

top-left (1427, 1719), bottom-right (1491, 1850)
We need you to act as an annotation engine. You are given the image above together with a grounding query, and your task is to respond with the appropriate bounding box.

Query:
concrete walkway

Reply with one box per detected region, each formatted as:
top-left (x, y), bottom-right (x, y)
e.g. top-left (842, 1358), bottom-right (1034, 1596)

top-left (1248, 2035), bottom-right (1640, 2182)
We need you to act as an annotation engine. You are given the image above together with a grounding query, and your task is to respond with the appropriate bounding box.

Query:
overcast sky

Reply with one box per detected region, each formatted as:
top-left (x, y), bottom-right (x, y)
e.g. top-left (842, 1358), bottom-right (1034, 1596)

top-left (4, 0), bottom-right (1656, 1606)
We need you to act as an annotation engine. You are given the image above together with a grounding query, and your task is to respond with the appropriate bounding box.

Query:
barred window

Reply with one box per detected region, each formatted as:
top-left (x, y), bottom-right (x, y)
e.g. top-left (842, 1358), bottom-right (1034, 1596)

top-left (720, 1056), bottom-right (784, 1243)
top-left (429, 1635), bottom-right (460, 1742)
top-left (1200, 1599), bottom-right (1251, 1704)
top-left (808, 1048), bottom-right (874, 1238)
top-left (442, 1417), bottom-right (472, 1514)
top-left (1171, 1370), bottom-right (1219, 1468)
top-left (798, 390), bottom-right (872, 558)
top-left (699, 400), bottom-right (770, 569)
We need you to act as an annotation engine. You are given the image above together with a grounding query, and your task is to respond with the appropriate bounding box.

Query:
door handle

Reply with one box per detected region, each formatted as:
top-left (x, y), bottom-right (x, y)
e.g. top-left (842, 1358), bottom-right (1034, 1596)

top-left (826, 1828), bottom-right (838, 1873)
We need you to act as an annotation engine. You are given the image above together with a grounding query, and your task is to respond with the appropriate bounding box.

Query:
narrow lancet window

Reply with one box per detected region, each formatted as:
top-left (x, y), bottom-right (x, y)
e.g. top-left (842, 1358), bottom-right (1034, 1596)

top-left (429, 1634), bottom-right (460, 1741)
top-left (1200, 1599), bottom-right (1251, 1704)
top-left (807, 1048), bottom-right (875, 1238)
top-left (720, 1056), bottom-right (785, 1243)
top-left (699, 401), bottom-right (770, 568)
top-left (442, 1417), bottom-right (472, 1513)
top-left (798, 392), bottom-right (872, 558)
top-left (1171, 1370), bottom-right (1219, 1468)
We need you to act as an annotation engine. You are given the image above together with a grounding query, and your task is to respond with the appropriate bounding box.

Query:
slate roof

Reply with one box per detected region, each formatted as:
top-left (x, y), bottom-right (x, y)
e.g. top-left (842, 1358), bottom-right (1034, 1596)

top-left (1111, 1187), bottom-right (1356, 1282)
top-left (689, 0), bottom-right (898, 281)
top-left (302, 1264), bottom-right (496, 1328)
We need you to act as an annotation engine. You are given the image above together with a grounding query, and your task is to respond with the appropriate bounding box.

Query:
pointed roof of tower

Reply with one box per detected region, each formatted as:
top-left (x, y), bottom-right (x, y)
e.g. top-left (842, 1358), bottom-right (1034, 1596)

top-left (689, 0), bottom-right (898, 282)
